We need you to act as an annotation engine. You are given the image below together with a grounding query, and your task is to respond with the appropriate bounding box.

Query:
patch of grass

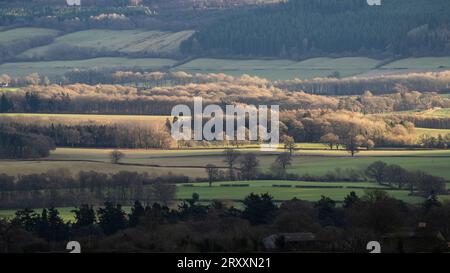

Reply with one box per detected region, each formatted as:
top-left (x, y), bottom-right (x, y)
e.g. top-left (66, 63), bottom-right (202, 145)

top-left (0, 88), bottom-right (20, 93)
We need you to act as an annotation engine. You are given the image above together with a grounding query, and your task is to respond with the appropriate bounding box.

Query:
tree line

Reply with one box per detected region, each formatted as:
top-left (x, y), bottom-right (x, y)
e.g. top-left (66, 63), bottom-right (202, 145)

top-left (0, 170), bottom-right (180, 209)
top-left (1, 81), bottom-right (448, 115)
top-left (1, 190), bottom-right (450, 252)
top-left (275, 71), bottom-right (450, 96)
top-left (0, 122), bottom-right (172, 151)
top-left (0, 128), bottom-right (55, 159)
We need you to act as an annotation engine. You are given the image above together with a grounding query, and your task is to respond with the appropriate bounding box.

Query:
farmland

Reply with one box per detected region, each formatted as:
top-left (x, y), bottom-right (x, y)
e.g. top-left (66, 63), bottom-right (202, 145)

top-left (2, 55), bottom-right (450, 81)
top-left (172, 57), bottom-right (384, 80)
top-left (18, 29), bottom-right (194, 60)
top-left (381, 57), bottom-right (450, 71)
top-left (1, 26), bottom-right (450, 81)
top-left (0, 57), bottom-right (177, 77)
top-left (0, 27), bottom-right (59, 45)
top-left (1, 147), bottom-right (449, 179)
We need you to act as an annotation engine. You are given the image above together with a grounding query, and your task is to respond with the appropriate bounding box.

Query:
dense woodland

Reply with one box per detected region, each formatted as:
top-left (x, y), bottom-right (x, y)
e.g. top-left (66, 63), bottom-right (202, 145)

top-left (183, 0), bottom-right (450, 58)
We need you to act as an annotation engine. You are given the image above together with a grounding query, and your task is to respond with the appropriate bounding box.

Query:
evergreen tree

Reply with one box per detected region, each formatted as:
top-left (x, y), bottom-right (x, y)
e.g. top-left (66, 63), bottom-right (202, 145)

top-left (128, 201), bottom-right (145, 227)
top-left (97, 202), bottom-right (128, 235)
top-left (72, 204), bottom-right (96, 228)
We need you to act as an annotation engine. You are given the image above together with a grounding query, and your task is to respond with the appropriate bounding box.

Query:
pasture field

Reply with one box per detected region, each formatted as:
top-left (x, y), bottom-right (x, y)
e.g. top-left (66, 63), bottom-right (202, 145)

top-left (0, 147), bottom-right (449, 179)
top-left (172, 57), bottom-right (384, 80)
top-left (19, 29), bottom-right (194, 59)
top-left (0, 27), bottom-right (59, 45)
top-left (380, 57), bottom-right (450, 71)
top-left (0, 113), bottom-right (170, 127)
top-left (0, 57), bottom-right (177, 77)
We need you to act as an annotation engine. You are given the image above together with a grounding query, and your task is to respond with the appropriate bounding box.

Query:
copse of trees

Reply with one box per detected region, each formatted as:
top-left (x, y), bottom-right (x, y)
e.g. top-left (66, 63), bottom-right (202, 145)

top-left (281, 110), bottom-right (417, 148)
top-left (0, 129), bottom-right (55, 158)
top-left (365, 161), bottom-right (447, 196)
top-left (419, 134), bottom-right (450, 148)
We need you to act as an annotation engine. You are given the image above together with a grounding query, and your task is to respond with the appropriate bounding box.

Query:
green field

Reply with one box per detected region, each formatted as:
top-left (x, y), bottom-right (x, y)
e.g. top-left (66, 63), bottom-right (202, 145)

top-left (172, 57), bottom-right (383, 80)
top-left (1, 147), bottom-right (449, 179)
top-left (0, 57), bottom-right (177, 77)
top-left (0, 27), bottom-right (59, 46)
top-left (19, 29), bottom-right (194, 59)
